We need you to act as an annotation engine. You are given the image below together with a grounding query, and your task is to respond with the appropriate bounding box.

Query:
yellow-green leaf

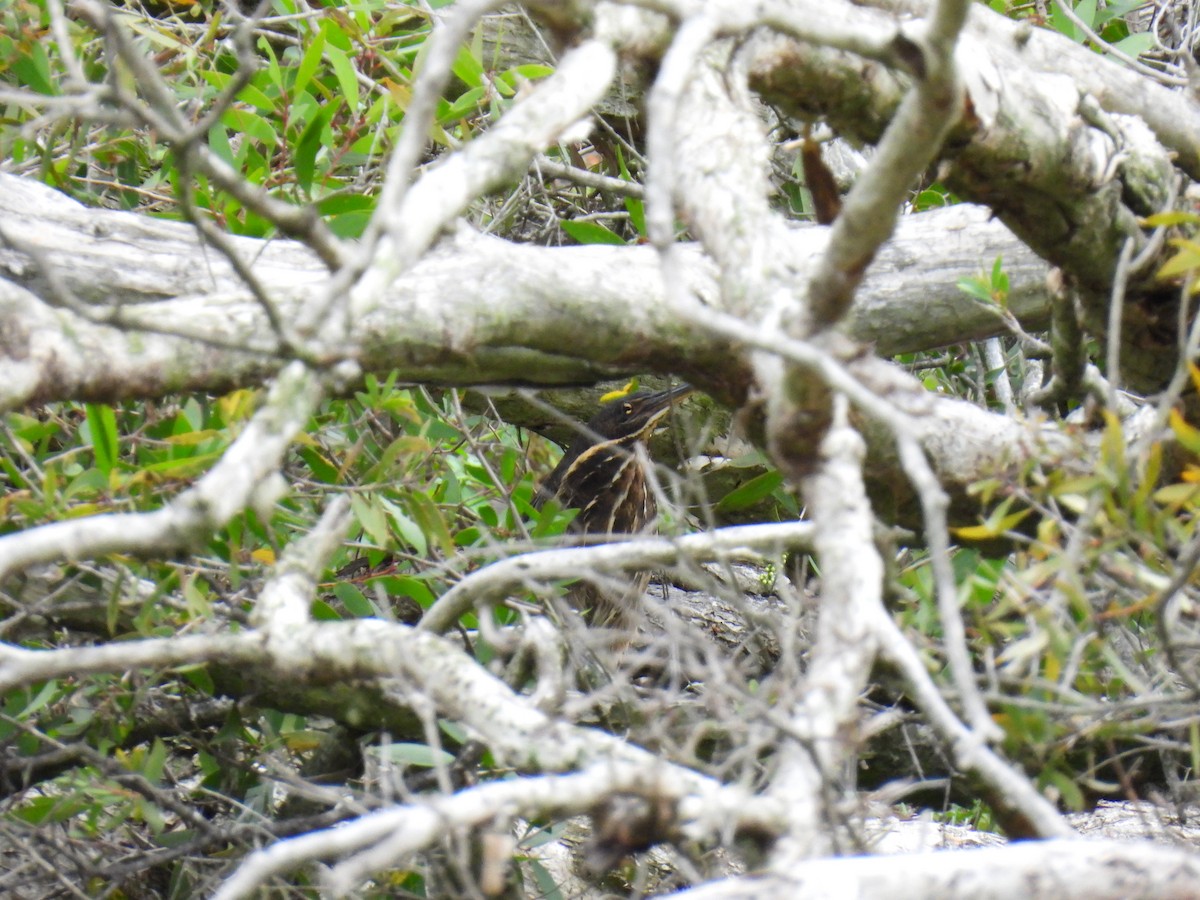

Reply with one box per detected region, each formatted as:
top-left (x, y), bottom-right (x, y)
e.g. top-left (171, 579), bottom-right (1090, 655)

top-left (405, 491), bottom-right (456, 557)
top-left (164, 429), bottom-right (223, 446)
top-left (350, 493), bottom-right (390, 548)
top-left (1141, 210), bottom-right (1200, 228)
top-left (1169, 408), bottom-right (1200, 456)
top-left (1156, 238), bottom-right (1200, 279)
top-left (1154, 482), bottom-right (1200, 506)
top-left (951, 505), bottom-right (1032, 541)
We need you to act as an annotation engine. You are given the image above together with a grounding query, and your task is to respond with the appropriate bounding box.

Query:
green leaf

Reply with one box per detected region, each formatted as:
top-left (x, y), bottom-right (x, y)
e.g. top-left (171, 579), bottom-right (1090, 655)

top-left (351, 493), bottom-right (391, 547)
top-left (12, 42), bottom-right (56, 95)
top-left (378, 574), bottom-right (436, 608)
top-left (324, 44), bottom-right (360, 114)
top-left (65, 468), bottom-right (108, 500)
top-left (13, 795), bottom-right (86, 826)
top-left (11, 415), bottom-right (60, 448)
top-left (327, 209), bottom-right (373, 239)
top-left (163, 429), bottom-right (223, 447)
top-left (1074, 0), bottom-right (1098, 30)
top-left (616, 149), bottom-right (646, 236)
top-left (950, 505), bottom-right (1032, 541)
top-left (452, 43), bottom-right (484, 89)
top-left (84, 403), bottom-right (119, 476)
top-left (990, 255), bottom-right (1008, 294)
top-left (494, 63), bottom-right (554, 96)
top-left (455, 526), bottom-right (481, 546)
top-left (250, 32), bottom-right (280, 89)
top-left (1093, 0), bottom-right (1143, 25)
top-left (519, 819), bottom-right (569, 850)
top-left (289, 89), bottom-right (321, 132)
top-left (439, 718), bottom-right (468, 744)
top-left (496, 64), bottom-right (553, 94)
top-left (1141, 210), bottom-right (1200, 228)
top-left (180, 665), bottom-right (215, 695)
top-left (311, 598), bottom-right (342, 621)
top-left (293, 28), bottom-right (327, 100)
top-left (142, 739), bottom-right (168, 784)
top-left (560, 219), bottom-right (625, 245)
top-left (365, 435), bottom-right (432, 483)
top-left (624, 194), bottom-right (646, 237)
top-left (323, 14), bottom-right (355, 51)
top-left (1169, 408), bottom-right (1200, 456)
top-left (1041, 766), bottom-right (1085, 811)
top-left (19, 680), bottom-right (62, 719)
top-left (716, 470), bottom-right (784, 513)
top-left (333, 581), bottom-right (375, 618)
top-left (957, 275), bottom-right (995, 304)
top-left (912, 189), bottom-right (939, 210)
top-left (316, 193), bottom-right (376, 218)
top-left (370, 742), bottom-right (455, 768)
top-left (527, 858), bottom-right (564, 900)
top-left (299, 446), bottom-right (340, 483)
top-left (295, 101), bottom-right (337, 194)
top-left (200, 71), bottom-right (275, 113)
top-left (1049, 0), bottom-right (1082, 41)
top-left (221, 107), bottom-right (278, 146)
top-left (1111, 32), bottom-right (1154, 57)
top-left (439, 86), bottom-right (485, 123)
top-left (379, 496), bottom-right (428, 556)
top-left (129, 451), bottom-right (224, 482)
top-left (1159, 246), bottom-right (1200, 280)
top-left (405, 491), bottom-right (456, 557)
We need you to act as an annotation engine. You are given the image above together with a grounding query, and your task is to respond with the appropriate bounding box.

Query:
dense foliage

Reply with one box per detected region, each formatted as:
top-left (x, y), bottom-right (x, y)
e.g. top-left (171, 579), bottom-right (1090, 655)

top-left (5, 0), bottom-right (1200, 897)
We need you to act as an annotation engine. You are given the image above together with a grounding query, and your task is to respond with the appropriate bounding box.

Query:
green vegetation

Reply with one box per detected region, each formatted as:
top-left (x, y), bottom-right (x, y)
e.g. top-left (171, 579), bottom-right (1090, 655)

top-left (3, 0), bottom-right (1199, 895)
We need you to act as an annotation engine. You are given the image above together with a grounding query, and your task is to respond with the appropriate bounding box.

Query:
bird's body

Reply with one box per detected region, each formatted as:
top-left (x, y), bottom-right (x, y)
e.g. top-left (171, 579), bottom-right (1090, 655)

top-left (537, 385), bottom-right (692, 629)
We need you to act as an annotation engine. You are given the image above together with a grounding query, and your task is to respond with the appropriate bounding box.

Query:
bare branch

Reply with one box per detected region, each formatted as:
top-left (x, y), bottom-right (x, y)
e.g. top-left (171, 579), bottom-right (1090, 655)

top-left (806, 0), bottom-right (969, 327)
top-left (215, 762), bottom-right (743, 899)
top-left (766, 398), bottom-right (881, 862)
top-left (0, 174), bottom-right (1050, 403)
top-left (674, 839), bottom-right (1199, 899)
top-left (421, 521), bottom-right (814, 633)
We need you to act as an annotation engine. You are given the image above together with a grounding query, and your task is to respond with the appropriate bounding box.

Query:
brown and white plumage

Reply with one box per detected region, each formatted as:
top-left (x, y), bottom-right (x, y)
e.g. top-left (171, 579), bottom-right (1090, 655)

top-left (537, 385), bottom-right (692, 628)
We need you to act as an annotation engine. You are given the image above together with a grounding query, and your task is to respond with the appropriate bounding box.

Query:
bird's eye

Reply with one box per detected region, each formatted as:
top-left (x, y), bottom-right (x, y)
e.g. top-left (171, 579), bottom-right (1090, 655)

top-left (623, 403), bottom-right (634, 416)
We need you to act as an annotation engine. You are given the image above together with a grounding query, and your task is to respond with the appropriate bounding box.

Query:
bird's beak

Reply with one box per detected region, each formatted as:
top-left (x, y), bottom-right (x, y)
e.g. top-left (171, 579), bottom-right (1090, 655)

top-left (646, 383), bottom-right (694, 411)
top-left (641, 383), bottom-right (694, 429)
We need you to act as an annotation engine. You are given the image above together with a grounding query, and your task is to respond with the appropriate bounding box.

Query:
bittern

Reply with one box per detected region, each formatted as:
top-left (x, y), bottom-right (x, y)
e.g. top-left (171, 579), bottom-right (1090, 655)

top-left (537, 384), bottom-right (693, 628)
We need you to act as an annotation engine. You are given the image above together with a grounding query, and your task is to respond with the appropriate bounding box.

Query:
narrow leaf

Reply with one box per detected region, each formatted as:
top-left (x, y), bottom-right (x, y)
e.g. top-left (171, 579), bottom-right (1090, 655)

top-left (405, 491), bottom-right (456, 557)
top-left (350, 493), bottom-right (391, 548)
top-left (1141, 210), bottom-right (1200, 228)
top-left (452, 43), bottom-right (484, 89)
top-left (333, 582), bottom-right (375, 618)
top-left (1170, 408), bottom-right (1200, 456)
top-left (293, 28), bottom-right (327, 100)
top-left (295, 102), bottom-right (336, 194)
top-left (717, 471), bottom-right (784, 513)
top-left (84, 403), bottom-right (119, 476)
top-left (560, 219), bottom-right (625, 245)
top-left (325, 44), bottom-right (360, 113)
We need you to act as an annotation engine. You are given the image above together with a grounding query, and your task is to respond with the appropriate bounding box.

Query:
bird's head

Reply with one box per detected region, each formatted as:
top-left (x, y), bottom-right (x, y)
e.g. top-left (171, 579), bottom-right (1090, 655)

top-left (586, 384), bottom-right (694, 446)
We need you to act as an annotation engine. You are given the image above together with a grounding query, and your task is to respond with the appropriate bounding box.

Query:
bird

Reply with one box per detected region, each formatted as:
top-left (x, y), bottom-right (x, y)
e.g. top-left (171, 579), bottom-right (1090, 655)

top-left (536, 384), bottom-right (693, 629)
